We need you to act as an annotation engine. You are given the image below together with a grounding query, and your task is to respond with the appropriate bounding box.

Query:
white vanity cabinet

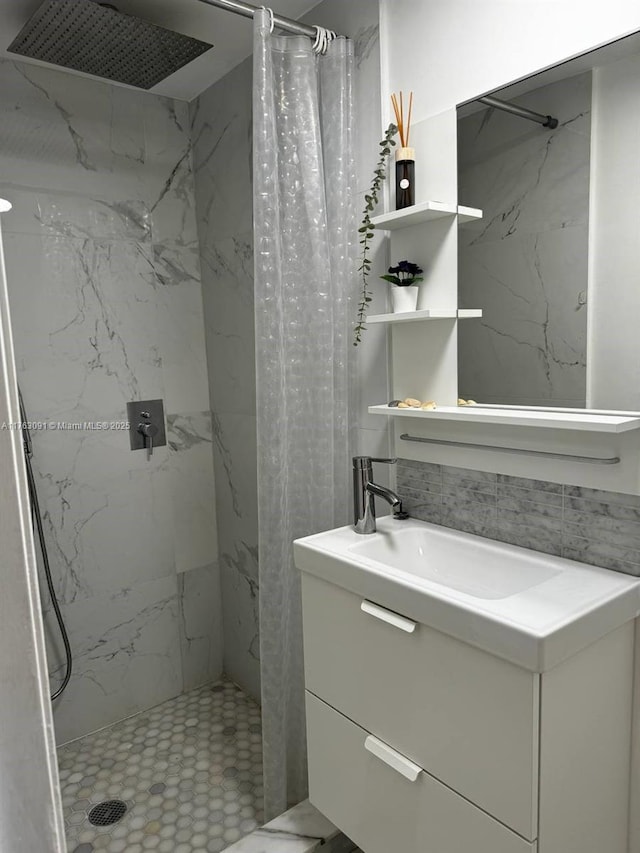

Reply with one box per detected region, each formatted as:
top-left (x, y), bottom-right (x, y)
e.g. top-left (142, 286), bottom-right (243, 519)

top-left (301, 571), bottom-right (635, 853)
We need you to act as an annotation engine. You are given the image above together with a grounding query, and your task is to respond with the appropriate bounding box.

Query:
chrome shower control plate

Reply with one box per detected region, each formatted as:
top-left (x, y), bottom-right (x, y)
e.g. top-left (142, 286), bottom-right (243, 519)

top-left (127, 399), bottom-right (166, 452)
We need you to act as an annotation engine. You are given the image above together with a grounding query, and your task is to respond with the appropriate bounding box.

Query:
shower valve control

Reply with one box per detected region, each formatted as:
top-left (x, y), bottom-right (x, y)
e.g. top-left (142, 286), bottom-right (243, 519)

top-left (127, 399), bottom-right (167, 457)
top-left (138, 421), bottom-right (159, 456)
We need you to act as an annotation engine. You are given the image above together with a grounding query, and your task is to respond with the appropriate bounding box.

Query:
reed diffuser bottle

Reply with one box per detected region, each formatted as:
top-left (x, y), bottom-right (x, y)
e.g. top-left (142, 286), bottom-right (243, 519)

top-left (395, 146), bottom-right (415, 209)
top-left (392, 91), bottom-right (415, 210)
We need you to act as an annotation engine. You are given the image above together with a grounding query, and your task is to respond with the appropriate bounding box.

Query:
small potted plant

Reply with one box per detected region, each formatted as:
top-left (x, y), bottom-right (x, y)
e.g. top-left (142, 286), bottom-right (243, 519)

top-left (381, 260), bottom-right (424, 313)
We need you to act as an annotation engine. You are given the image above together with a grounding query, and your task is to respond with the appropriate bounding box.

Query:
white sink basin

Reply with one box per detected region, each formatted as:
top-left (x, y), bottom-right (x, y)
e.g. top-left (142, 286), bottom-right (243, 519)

top-left (350, 527), bottom-right (560, 600)
top-left (294, 516), bottom-right (640, 672)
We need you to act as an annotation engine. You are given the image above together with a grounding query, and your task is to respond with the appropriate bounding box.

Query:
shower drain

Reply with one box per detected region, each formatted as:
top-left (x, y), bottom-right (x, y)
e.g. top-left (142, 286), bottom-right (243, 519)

top-left (87, 800), bottom-right (127, 826)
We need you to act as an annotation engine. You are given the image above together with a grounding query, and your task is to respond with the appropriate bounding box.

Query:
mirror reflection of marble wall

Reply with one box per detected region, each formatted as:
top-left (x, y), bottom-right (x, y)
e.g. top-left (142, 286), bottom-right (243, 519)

top-left (458, 73), bottom-right (592, 407)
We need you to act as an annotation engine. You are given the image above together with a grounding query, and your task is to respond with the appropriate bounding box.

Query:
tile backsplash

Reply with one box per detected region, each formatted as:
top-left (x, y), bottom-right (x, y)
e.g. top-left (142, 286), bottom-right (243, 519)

top-left (397, 459), bottom-right (640, 576)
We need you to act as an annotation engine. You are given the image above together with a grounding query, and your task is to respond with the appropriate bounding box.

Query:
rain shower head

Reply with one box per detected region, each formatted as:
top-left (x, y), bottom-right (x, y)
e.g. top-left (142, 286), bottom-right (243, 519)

top-left (7, 0), bottom-right (214, 90)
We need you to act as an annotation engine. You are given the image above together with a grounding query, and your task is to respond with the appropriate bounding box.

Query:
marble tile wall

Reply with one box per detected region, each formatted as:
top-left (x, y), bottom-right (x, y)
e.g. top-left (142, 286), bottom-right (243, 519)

top-left (0, 57), bottom-right (221, 744)
top-left (398, 459), bottom-right (640, 576)
top-left (191, 0), bottom-right (383, 702)
top-left (458, 73), bottom-right (591, 407)
top-left (191, 53), bottom-right (260, 701)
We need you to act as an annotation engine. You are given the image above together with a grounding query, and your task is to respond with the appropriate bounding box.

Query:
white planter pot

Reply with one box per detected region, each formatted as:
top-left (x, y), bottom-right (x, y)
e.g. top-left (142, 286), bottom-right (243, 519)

top-left (391, 285), bottom-right (419, 313)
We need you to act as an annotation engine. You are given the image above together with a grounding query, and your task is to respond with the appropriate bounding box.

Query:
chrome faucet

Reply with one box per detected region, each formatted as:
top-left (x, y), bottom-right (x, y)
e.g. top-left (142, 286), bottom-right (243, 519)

top-left (352, 456), bottom-right (408, 534)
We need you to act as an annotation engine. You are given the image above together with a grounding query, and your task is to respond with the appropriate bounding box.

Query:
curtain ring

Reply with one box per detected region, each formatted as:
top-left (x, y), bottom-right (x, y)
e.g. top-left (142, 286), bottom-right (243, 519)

top-left (312, 26), bottom-right (324, 53)
top-left (260, 6), bottom-right (275, 33)
top-left (312, 25), bottom-right (336, 55)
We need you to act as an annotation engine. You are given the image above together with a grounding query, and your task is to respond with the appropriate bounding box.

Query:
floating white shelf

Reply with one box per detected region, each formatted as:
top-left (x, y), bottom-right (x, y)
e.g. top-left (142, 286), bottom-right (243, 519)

top-left (457, 205), bottom-right (484, 222)
top-left (368, 404), bottom-right (640, 433)
top-left (367, 308), bottom-right (483, 325)
top-left (371, 201), bottom-right (483, 231)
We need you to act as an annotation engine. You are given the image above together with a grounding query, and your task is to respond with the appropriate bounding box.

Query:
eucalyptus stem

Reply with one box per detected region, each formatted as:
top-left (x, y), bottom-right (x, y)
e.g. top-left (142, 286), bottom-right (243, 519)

top-left (354, 122), bottom-right (398, 346)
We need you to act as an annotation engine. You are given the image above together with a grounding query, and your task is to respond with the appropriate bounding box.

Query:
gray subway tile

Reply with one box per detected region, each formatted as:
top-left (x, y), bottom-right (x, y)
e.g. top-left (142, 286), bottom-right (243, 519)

top-left (564, 495), bottom-right (640, 524)
top-left (564, 484), bottom-right (640, 509)
top-left (403, 493), bottom-right (442, 518)
top-left (497, 508), bottom-right (563, 536)
top-left (397, 458), bottom-right (441, 476)
top-left (563, 516), bottom-right (640, 550)
top-left (440, 503), bottom-right (497, 535)
top-left (442, 486), bottom-right (497, 506)
top-left (397, 461), bottom-right (441, 479)
top-left (402, 490), bottom-right (442, 509)
top-left (399, 482), bottom-right (442, 502)
top-left (442, 465), bottom-right (498, 488)
top-left (562, 532), bottom-right (640, 569)
top-left (441, 494), bottom-right (497, 518)
top-left (497, 473), bottom-right (563, 494)
top-left (401, 463), bottom-right (640, 578)
top-left (442, 478), bottom-right (496, 499)
top-left (496, 483), bottom-right (563, 509)
top-left (562, 543), bottom-right (640, 576)
top-left (408, 502), bottom-right (442, 525)
top-left (397, 473), bottom-right (442, 494)
top-left (496, 495), bottom-right (563, 520)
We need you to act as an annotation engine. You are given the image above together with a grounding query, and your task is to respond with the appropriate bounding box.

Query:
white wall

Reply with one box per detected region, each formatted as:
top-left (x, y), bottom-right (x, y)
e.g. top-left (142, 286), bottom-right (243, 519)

top-left (381, 0), bottom-right (640, 122)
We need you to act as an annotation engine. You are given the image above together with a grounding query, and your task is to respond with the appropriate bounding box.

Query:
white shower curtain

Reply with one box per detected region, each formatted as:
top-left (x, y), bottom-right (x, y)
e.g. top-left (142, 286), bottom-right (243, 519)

top-left (253, 9), bottom-right (357, 819)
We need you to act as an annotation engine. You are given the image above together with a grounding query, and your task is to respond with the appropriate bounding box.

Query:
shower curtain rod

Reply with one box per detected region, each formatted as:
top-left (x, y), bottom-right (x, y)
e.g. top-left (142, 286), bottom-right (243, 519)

top-left (196, 0), bottom-right (337, 38)
top-left (478, 95), bottom-right (559, 129)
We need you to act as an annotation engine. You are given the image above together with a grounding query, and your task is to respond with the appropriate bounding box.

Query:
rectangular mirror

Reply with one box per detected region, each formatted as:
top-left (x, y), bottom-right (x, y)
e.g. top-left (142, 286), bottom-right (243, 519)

top-left (457, 32), bottom-right (640, 412)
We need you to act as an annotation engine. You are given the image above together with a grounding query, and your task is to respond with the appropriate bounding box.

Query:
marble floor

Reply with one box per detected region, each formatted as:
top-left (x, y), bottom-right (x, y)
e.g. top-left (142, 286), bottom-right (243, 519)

top-left (223, 800), bottom-right (360, 853)
top-left (57, 679), bottom-right (263, 853)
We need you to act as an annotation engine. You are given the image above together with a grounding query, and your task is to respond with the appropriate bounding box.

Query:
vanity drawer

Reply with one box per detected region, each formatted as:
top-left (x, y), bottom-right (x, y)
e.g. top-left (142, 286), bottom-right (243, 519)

top-left (306, 691), bottom-right (536, 853)
top-left (301, 573), bottom-right (539, 840)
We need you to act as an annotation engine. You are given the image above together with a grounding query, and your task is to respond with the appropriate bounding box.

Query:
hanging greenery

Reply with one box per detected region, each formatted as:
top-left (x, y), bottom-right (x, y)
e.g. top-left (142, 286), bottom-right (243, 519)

top-left (353, 122), bottom-right (398, 346)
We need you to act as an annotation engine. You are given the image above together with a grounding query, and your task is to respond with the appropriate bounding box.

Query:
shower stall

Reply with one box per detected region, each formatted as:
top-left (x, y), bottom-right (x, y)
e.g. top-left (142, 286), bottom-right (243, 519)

top-left (0, 48), bottom-right (264, 844)
top-left (0, 0), bottom-right (380, 850)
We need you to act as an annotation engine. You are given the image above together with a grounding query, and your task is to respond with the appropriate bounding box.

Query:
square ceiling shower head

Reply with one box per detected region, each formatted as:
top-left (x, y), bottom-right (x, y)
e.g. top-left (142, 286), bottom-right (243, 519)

top-left (7, 0), bottom-right (213, 90)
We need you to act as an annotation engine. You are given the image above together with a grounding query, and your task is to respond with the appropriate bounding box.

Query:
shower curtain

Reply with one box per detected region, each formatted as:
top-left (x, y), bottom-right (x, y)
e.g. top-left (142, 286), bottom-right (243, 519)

top-left (253, 9), bottom-right (357, 819)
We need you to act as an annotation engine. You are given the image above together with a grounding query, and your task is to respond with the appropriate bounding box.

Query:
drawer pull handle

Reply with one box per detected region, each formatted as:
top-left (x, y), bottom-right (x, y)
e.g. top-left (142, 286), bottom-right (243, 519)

top-left (364, 735), bottom-right (422, 782)
top-left (361, 600), bottom-right (416, 633)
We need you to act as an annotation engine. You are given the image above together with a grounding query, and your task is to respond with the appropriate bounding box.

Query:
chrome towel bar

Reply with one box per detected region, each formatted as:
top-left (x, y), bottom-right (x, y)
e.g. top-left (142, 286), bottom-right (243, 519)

top-left (398, 434), bottom-right (620, 465)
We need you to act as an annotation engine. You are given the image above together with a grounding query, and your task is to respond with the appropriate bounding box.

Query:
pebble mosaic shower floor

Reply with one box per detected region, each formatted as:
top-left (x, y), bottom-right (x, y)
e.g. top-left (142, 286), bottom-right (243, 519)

top-left (57, 679), bottom-right (264, 853)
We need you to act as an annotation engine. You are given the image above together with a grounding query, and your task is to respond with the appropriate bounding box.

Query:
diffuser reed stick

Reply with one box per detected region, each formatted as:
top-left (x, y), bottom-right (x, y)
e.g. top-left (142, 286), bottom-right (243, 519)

top-left (391, 91), bottom-right (413, 147)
